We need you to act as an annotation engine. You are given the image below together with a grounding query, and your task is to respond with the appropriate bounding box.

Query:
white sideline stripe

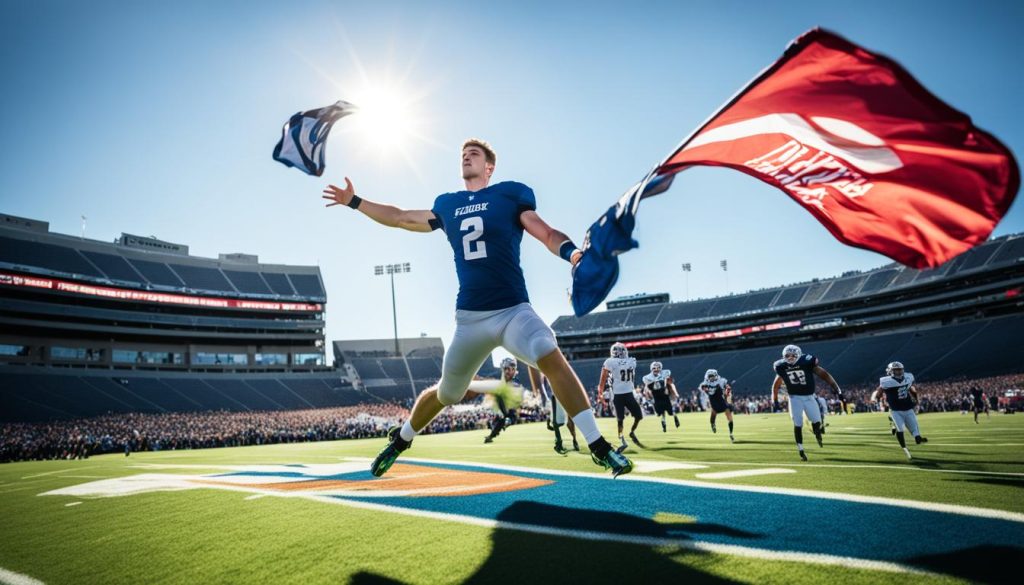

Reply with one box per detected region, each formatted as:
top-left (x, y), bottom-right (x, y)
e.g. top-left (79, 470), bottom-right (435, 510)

top-left (633, 461), bottom-right (709, 473)
top-left (398, 458), bottom-right (1024, 523)
top-left (0, 567), bottom-right (45, 585)
top-left (64, 502), bottom-right (81, 507)
top-left (696, 468), bottom-right (796, 479)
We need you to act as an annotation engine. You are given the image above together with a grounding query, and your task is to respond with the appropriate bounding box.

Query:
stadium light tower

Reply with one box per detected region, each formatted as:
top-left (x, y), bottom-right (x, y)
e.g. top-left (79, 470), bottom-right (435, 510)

top-left (720, 259), bottom-right (729, 294)
top-left (681, 263), bottom-right (691, 300)
top-left (375, 263), bottom-right (411, 356)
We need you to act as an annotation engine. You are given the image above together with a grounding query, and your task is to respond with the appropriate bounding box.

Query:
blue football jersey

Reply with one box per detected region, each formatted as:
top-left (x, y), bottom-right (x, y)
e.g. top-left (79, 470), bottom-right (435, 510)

top-left (774, 354), bottom-right (819, 396)
top-left (431, 181), bottom-right (536, 311)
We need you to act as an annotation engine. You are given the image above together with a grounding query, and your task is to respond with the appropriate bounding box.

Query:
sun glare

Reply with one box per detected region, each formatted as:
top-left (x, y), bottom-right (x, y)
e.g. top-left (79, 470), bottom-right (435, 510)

top-left (349, 83), bottom-right (423, 154)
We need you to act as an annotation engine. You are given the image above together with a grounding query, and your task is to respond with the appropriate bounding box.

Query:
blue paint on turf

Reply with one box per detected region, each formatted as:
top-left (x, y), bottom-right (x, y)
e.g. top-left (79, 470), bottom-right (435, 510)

top-left (217, 461), bottom-right (1024, 569)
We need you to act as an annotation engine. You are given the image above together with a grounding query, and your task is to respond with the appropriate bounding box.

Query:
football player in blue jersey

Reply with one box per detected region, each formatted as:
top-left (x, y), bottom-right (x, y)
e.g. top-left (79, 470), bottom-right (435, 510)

top-left (699, 369), bottom-right (735, 442)
top-left (323, 138), bottom-right (632, 478)
top-left (770, 344), bottom-right (845, 461)
top-left (483, 357), bottom-right (520, 444)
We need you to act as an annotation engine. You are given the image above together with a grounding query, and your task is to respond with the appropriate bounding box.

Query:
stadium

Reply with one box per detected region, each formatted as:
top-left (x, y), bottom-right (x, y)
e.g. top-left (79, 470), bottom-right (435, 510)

top-left (3, 4), bottom-right (1024, 585)
top-left (2, 212), bottom-right (1023, 584)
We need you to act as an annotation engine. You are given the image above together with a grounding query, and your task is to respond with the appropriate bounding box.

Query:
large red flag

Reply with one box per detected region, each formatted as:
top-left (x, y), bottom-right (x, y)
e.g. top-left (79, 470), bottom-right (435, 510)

top-left (572, 28), bottom-right (1018, 316)
top-left (660, 28), bottom-right (1018, 268)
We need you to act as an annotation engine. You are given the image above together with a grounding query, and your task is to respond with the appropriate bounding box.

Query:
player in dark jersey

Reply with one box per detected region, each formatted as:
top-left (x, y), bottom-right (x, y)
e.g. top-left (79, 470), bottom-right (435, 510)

top-left (643, 362), bottom-right (680, 432)
top-left (871, 361), bottom-right (927, 459)
top-left (969, 386), bottom-right (988, 423)
top-left (770, 344), bottom-right (844, 461)
top-left (699, 369), bottom-right (735, 442)
top-left (483, 357), bottom-right (520, 444)
top-left (324, 138), bottom-right (631, 478)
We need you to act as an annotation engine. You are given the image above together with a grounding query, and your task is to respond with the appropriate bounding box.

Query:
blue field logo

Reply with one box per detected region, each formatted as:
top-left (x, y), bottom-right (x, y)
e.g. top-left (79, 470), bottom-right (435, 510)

top-left (44, 458), bottom-right (1024, 580)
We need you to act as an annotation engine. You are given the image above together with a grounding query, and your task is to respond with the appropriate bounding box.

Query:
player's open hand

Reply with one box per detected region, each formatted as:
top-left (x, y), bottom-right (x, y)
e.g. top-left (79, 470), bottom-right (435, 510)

top-left (322, 178), bottom-right (356, 207)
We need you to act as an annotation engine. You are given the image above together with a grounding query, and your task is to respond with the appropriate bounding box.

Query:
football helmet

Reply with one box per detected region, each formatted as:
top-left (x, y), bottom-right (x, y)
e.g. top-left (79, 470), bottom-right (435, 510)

top-left (783, 344), bottom-right (802, 365)
top-left (610, 342), bottom-right (628, 359)
top-left (886, 361), bottom-right (904, 378)
top-left (705, 369), bottom-right (719, 382)
top-left (650, 361), bottom-right (663, 376)
top-left (500, 356), bottom-right (518, 374)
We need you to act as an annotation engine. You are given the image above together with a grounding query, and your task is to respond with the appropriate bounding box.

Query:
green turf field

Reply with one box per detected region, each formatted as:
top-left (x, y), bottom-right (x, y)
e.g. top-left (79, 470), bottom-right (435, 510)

top-left (2, 411), bottom-right (1022, 584)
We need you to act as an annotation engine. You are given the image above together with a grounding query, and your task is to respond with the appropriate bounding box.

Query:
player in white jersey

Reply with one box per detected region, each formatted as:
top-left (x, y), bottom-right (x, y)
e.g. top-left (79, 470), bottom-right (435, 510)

top-left (643, 362), bottom-right (680, 432)
top-left (699, 369), bottom-right (735, 442)
top-left (598, 342), bottom-right (643, 452)
top-left (871, 361), bottom-right (927, 459)
top-left (325, 138), bottom-right (632, 478)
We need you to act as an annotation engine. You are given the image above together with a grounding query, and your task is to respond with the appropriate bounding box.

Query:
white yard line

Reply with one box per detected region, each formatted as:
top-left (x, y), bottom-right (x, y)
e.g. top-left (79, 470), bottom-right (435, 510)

top-left (0, 567), bottom-right (45, 585)
top-left (696, 468), bottom-right (796, 479)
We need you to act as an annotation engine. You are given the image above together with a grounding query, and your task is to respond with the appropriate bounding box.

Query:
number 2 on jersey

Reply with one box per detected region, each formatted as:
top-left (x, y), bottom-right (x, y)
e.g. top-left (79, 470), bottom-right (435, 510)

top-left (620, 368), bottom-right (634, 382)
top-left (460, 217), bottom-right (488, 260)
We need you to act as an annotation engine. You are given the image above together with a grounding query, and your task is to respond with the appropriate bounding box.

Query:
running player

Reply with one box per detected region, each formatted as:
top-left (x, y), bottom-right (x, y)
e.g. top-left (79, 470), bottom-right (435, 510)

top-left (699, 369), bottom-right (734, 442)
top-left (324, 138), bottom-right (632, 477)
top-left (771, 344), bottom-right (845, 461)
top-left (643, 361), bottom-right (680, 432)
top-left (598, 342), bottom-right (643, 452)
top-left (483, 357), bottom-right (520, 444)
top-left (871, 361), bottom-right (927, 459)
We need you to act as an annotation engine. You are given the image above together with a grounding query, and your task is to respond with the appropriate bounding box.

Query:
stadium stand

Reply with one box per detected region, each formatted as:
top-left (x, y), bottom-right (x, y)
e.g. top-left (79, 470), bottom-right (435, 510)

top-left (555, 233), bottom-right (1024, 398)
top-left (0, 213), bottom-right (350, 423)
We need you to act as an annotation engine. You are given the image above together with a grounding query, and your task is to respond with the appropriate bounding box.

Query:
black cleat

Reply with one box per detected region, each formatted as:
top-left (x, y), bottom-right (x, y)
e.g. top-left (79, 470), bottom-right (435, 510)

top-left (816, 434), bottom-right (824, 448)
top-left (572, 440), bottom-right (580, 452)
top-left (554, 441), bottom-right (568, 455)
top-left (484, 436), bottom-right (494, 444)
top-left (662, 421), bottom-right (667, 433)
top-left (674, 417), bottom-right (680, 428)
top-left (711, 422), bottom-right (717, 434)
top-left (799, 450), bottom-right (808, 462)
top-left (915, 436), bottom-right (928, 445)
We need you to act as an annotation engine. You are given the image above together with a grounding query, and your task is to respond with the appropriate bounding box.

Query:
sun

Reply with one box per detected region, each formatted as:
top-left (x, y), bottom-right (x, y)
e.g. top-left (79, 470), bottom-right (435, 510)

top-left (348, 83), bottom-right (423, 154)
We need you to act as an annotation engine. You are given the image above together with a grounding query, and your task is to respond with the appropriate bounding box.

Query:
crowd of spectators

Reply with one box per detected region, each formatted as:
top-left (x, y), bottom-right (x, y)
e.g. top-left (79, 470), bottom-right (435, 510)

top-left (0, 401), bottom-right (508, 463)
top-left (4, 373), bottom-right (1020, 463)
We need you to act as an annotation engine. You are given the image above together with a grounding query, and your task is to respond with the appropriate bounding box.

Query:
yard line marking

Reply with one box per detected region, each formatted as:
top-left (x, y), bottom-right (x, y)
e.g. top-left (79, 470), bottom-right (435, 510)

top-left (633, 461), bottom-right (709, 473)
top-left (696, 468), bottom-right (796, 479)
top-left (21, 467), bottom-right (98, 479)
top-left (0, 567), bottom-right (45, 585)
top-left (64, 502), bottom-right (81, 507)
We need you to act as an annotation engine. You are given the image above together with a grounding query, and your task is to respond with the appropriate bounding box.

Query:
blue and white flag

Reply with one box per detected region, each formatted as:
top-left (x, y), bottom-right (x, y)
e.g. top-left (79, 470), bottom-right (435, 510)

top-left (272, 100), bottom-right (356, 176)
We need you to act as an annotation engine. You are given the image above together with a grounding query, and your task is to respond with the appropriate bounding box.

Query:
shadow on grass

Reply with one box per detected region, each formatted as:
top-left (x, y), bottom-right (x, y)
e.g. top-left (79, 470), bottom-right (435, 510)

top-left (349, 501), bottom-right (745, 584)
top-left (908, 545), bottom-right (1021, 584)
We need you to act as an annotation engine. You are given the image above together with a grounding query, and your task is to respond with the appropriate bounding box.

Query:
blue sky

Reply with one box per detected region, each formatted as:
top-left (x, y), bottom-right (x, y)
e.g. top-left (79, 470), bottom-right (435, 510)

top-left (1, 0), bottom-right (1021, 360)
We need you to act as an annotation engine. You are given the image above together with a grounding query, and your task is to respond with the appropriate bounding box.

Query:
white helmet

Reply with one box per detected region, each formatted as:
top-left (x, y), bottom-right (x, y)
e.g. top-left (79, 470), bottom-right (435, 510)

top-left (783, 344), bottom-right (802, 365)
top-left (705, 369), bottom-right (719, 382)
top-left (886, 361), bottom-right (904, 378)
top-left (610, 342), bottom-right (628, 359)
top-left (500, 356), bottom-right (518, 372)
top-left (650, 361), bottom-right (663, 375)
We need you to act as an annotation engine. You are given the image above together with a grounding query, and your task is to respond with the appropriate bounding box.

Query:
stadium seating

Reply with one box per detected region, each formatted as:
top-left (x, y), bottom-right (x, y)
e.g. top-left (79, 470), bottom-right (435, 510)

top-left (0, 369), bottom-right (361, 422)
top-left (0, 236), bottom-right (104, 278)
top-left (571, 314), bottom-right (1024, 397)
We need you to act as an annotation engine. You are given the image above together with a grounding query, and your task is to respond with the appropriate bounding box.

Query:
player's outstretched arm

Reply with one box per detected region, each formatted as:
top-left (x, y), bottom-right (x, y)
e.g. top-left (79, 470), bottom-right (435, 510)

top-left (520, 210), bottom-right (583, 266)
top-left (323, 178), bottom-right (436, 233)
top-left (814, 366), bottom-right (844, 398)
